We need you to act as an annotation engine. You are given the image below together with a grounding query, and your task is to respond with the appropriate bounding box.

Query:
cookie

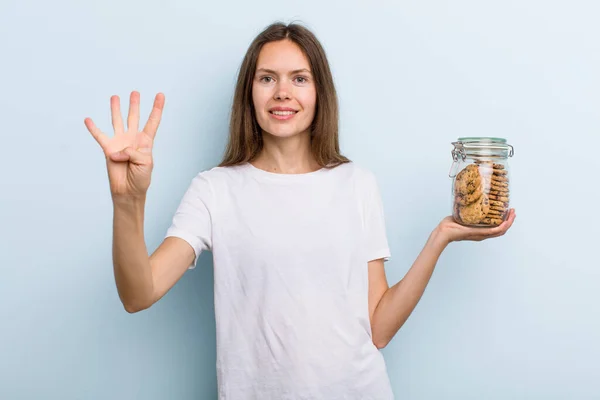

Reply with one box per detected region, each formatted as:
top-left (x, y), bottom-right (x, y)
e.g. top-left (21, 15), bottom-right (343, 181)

top-left (489, 205), bottom-right (507, 212)
top-left (455, 188), bottom-right (483, 206)
top-left (486, 209), bottom-right (504, 216)
top-left (490, 187), bottom-right (508, 195)
top-left (489, 199), bottom-right (508, 207)
top-left (484, 183), bottom-right (509, 194)
top-left (458, 193), bottom-right (489, 224)
top-left (486, 181), bottom-right (509, 189)
top-left (488, 194), bottom-right (509, 202)
top-left (491, 175), bottom-right (509, 183)
top-left (454, 164), bottom-right (482, 197)
top-left (490, 181), bottom-right (509, 188)
top-left (481, 217), bottom-right (504, 226)
top-left (454, 164), bottom-right (485, 206)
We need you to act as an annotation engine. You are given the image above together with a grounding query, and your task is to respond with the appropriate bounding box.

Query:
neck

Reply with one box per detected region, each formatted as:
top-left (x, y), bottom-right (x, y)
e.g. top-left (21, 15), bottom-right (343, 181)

top-left (252, 130), bottom-right (320, 174)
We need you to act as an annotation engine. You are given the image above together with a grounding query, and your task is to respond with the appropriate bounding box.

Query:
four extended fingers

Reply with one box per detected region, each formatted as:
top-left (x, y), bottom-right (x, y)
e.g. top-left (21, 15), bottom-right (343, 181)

top-left (85, 91), bottom-right (165, 147)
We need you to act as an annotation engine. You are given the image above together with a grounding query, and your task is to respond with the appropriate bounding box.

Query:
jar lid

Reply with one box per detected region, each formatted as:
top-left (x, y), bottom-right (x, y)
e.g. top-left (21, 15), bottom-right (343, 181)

top-left (457, 136), bottom-right (507, 143)
top-left (452, 137), bottom-right (514, 159)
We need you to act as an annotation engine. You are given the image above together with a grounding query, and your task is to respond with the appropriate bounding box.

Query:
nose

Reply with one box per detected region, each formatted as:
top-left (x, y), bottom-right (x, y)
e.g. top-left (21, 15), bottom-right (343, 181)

top-left (274, 80), bottom-right (292, 100)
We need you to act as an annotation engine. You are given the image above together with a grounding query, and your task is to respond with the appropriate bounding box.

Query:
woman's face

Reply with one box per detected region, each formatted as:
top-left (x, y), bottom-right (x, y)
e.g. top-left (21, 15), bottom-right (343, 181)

top-left (252, 39), bottom-right (317, 139)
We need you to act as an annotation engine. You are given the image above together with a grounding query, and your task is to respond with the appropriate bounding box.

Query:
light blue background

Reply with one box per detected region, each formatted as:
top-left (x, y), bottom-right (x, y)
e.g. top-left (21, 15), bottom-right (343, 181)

top-left (1, 0), bottom-right (599, 399)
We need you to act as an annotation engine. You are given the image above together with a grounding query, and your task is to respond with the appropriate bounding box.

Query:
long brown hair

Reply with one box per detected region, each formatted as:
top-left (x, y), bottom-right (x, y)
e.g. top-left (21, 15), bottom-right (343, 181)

top-left (218, 21), bottom-right (350, 168)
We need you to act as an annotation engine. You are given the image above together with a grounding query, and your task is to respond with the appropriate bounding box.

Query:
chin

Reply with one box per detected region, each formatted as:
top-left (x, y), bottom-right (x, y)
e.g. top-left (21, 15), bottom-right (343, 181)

top-left (261, 124), bottom-right (311, 139)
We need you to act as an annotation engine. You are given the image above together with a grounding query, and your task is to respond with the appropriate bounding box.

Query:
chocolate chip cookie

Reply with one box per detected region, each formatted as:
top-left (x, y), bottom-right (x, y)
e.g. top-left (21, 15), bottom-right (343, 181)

top-left (457, 193), bottom-right (490, 225)
top-left (454, 165), bottom-right (484, 206)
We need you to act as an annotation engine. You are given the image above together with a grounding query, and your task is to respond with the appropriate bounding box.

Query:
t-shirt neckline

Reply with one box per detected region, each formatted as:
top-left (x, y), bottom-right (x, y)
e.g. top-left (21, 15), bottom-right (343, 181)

top-left (243, 162), bottom-right (328, 181)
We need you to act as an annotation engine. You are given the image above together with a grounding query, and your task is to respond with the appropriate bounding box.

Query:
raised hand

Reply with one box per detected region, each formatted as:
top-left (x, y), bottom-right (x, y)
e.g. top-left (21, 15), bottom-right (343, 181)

top-left (85, 91), bottom-right (165, 199)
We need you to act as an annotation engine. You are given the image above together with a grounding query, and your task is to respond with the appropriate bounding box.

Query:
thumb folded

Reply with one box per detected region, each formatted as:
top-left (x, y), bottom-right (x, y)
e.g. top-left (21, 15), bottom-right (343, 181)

top-left (109, 147), bottom-right (151, 165)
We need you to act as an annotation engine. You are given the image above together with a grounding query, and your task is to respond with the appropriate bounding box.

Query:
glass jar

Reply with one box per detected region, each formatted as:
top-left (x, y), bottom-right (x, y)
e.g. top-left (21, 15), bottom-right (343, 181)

top-left (449, 137), bottom-right (514, 227)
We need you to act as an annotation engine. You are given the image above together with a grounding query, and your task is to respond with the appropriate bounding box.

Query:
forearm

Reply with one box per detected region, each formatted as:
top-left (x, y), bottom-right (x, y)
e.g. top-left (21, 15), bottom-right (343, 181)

top-left (112, 195), bottom-right (154, 312)
top-left (371, 227), bottom-right (449, 348)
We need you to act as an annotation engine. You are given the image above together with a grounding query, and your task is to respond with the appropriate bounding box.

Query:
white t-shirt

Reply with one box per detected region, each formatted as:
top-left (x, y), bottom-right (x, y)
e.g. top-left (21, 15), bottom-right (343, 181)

top-left (165, 161), bottom-right (394, 399)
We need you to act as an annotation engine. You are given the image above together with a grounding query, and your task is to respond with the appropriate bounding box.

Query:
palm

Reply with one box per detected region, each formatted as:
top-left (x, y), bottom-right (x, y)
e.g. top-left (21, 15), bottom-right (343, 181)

top-left (103, 130), bottom-right (154, 196)
top-left (85, 92), bottom-right (165, 197)
top-left (439, 209), bottom-right (516, 243)
top-left (103, 129), bottom-right (152, 157)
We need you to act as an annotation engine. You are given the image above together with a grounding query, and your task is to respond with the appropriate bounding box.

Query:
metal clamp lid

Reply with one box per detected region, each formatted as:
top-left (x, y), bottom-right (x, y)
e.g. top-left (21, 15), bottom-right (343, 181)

top-left (449, 138), bottom-right (514, 178)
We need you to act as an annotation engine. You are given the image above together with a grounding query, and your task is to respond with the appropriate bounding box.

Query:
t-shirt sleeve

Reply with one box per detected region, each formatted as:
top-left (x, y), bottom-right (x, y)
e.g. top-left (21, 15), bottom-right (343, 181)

top-left (164, 172), bottom-right (214, 269)
top-left (364, 172), bottom-right (391, 263)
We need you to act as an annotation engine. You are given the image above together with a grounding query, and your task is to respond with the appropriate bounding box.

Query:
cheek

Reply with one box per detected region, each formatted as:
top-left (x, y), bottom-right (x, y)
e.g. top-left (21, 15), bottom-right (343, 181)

top-left (295, 88), bottom-right (317, 111)
top-left (300, 91), bottom-right (317, 115)
top-left (252, 85), bottom-right (268, 113)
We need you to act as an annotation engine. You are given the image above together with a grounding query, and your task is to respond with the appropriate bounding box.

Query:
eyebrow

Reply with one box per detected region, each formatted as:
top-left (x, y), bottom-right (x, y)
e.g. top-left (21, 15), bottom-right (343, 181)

top-left (256, 68), bottom-right (312, 75)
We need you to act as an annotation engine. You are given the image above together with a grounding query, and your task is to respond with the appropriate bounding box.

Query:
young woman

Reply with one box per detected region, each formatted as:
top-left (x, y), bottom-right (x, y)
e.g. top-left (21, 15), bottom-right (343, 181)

top-left (85, 22), bottom-right (515, 400)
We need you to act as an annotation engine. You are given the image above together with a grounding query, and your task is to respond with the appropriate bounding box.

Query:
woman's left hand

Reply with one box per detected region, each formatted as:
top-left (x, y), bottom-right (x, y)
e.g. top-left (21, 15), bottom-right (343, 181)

top-left (437, 209), bottom-right (516, 244)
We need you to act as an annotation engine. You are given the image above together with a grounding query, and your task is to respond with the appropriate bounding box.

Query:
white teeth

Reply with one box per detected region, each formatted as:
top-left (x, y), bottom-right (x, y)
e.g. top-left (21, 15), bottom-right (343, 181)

top-left (271, 111), bottom-right (296, 116)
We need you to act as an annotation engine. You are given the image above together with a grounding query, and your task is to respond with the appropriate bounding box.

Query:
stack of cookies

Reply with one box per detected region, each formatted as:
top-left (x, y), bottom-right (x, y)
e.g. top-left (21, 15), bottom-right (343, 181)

top-left (477, 161), bottom-right (510, 224)
top-left (453, 162), bottom-right (510, 226)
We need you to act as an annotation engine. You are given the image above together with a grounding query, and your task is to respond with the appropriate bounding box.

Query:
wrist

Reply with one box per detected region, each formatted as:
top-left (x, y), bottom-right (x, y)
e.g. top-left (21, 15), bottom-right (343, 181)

top-left (431, 224), bottom-right (451, 249)
top-left (112, 193), bottom-right (147, 208)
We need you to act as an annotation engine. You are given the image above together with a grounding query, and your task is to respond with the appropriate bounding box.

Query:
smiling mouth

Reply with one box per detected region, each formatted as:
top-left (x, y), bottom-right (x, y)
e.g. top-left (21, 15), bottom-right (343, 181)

top-left (269, 110), bottom-right (298, 116)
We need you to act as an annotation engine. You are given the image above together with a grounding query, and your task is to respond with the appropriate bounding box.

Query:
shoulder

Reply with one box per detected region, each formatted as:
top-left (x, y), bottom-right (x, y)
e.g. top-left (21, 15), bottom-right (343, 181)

top-left (190, 164), bottom-right (248, 187)
top-left (330, 161), bottom-right (379, 188)
top-left (180, 164), bottom-right (248, 204)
